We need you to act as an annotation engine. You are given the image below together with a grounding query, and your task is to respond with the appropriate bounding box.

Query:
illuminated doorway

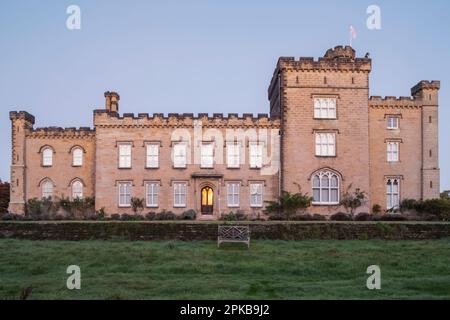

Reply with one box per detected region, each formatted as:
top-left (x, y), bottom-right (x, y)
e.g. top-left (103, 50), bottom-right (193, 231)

top-left (201, 186), bottom-right (214, 215)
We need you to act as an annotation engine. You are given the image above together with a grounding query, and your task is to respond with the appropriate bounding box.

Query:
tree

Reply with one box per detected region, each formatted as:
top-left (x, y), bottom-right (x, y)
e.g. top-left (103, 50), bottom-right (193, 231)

top-left (340, 184), bottom-right (367, 216)
top-left (265, 190), bottom-right (312, 220)
top-left (130, 197), bottom-right (144, 215)
top-left (0, 180), bottom-right (10, 214)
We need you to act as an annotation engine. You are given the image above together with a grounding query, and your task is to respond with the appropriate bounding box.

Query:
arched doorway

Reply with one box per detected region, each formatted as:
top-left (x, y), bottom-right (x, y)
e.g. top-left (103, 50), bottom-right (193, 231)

top-left (201, 186), bottom-right (214, 215)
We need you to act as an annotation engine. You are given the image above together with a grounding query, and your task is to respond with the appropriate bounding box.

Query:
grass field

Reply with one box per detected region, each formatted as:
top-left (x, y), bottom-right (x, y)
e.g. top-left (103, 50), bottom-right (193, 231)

top-left (0, 239), bottom-right (449, 299)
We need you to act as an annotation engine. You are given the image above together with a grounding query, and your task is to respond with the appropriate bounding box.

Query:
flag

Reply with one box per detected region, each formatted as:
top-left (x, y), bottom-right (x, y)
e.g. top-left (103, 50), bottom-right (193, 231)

top-left (349, 25), bottom-right (357, 46)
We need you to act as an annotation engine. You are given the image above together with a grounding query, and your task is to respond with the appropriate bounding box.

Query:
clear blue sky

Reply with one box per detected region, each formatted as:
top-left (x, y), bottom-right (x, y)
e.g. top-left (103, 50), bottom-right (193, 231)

top-left (0, 0), bottom-right (449, 191)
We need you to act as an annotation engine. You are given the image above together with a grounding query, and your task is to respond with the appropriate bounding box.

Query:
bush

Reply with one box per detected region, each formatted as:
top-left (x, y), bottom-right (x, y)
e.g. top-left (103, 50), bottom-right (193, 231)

top-left (130, 198), bottom-right (145, 215)
top-left (330, 212), bottom-right (353, 221)
top-left (373, 214), bottom-right (408, 221)
top-left (220, 211), bottom-right (247, 221)
top-left (354, 212), bottom-right (372, 221)
top-left (291, 214), bottom-right (326, 221)
top-left (372, 204), bottom-right (382, 214)
top-left (110, 214), bottom-right (121, 221)
top-left (179, 209), bottom-right (197, 220)
top-left (400, 198), bottom-right (450, 221)
top-left (265, 190), bottom-right (312, 220)
top-left (155, 211), bottom-right (177, 220)
top-left (1, 213), bottom-right (23, 221)
top-left (0, 181), bottom-right (10, 214)
top-left (145, 212), bottom-right (156, 221)
top-left (340, 185), bottom-right (367, 215)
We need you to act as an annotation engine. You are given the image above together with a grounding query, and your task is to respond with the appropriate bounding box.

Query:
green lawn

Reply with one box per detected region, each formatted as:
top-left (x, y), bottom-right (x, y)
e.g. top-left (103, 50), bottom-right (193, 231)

top-left (0, 239), bottom-right (449, 299)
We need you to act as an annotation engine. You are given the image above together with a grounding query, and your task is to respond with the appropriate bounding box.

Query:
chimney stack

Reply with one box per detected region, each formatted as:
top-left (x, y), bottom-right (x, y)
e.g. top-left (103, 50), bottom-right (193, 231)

top-left (104, 91), bottom-right (120, 113)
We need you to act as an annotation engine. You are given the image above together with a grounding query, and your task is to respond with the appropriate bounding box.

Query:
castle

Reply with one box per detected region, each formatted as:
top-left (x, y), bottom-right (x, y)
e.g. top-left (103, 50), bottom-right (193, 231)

top-left (8, 46), bottom-right (440, 218)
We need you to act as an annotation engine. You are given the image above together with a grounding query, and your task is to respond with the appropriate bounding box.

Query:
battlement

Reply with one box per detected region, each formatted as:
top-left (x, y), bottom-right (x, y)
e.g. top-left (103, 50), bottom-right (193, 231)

top-left (9, 111), bottom-right (35, 124)
top-left (93, 109), bottom-right (280, 128)
top-left (369, 95), bottom-right (420, 108)
top-left (27, 126), bottom-right (95, 139)
top-left (411, 80), bottom-right (440, 97)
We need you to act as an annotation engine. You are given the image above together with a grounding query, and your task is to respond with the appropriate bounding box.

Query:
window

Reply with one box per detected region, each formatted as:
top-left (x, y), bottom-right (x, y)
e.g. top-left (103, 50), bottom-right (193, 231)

top-left (42, 180), bottom-right (53, 199)
top-left (387, 142), bottom-right (399, 162)
top-left (314, 98), bottom-right (336, 119)
top-left (146, 143), bottom-right (159, 168)
top-left (250, 183), bottom-right (263, 207)
top-left (145, 182), bottom-right (159, 207)
top-left (173, 182), bottom-right (187, 207)
top-left (200, 143), bottom-right (214, 168)
top-left (173, 142), bottom-right (187, 168)
top-left (118, 182), bottom-right (132, 207)
top-left (387, 117), bottom-right (399, 129)
top-left (312, 170), bottom-right (339, 205)
top-left (72, 148), bottom-right (83, 166)
top-left (315, 133), bottom-right (336, 156)
top-left (386, 178), bottom-right (400, 210)
top-left (42, 148), bottom-right (53, 166)
top-left (227, 182), bottom-right (240, 207)
top-left (249, 142), bottom-right (263, 168)
top-left (72, 180), bottom-right (83, 199)
top-left (227, 142), bottom-right (240, 168)
top-left (118, 143), bottom-right (132, 168)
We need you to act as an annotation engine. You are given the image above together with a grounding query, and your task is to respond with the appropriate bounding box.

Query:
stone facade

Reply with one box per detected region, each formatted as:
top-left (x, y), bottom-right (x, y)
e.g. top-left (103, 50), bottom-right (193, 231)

top-left (8, 45), bottom-right (441, 218)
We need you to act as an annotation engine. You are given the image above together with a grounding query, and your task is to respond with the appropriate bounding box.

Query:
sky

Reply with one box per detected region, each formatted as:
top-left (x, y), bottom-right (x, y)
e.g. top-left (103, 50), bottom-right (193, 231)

top-left (0, 0), bottom-right (449, 191)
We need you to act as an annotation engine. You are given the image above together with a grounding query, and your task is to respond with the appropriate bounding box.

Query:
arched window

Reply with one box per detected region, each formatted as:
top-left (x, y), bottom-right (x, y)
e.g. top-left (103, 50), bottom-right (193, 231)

top-left (42, 180), bottom-right (53, 199)
top-left (72, 148), bottom-right (83, 166)
top-left (72, 180), bottom-right (83, 199)
top-left (386, 178), bottom-right (400, 210)
top-left (42, 148), bottom-right (53, 166)
top-left (312, 170), bottom-right (340, 204)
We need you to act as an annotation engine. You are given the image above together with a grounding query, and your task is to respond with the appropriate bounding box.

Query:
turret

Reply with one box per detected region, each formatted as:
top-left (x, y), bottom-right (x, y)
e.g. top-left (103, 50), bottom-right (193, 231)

top-left (104, 91), bottom-right (120, 113)
top-left (9, 111), bottom-right (35, 214)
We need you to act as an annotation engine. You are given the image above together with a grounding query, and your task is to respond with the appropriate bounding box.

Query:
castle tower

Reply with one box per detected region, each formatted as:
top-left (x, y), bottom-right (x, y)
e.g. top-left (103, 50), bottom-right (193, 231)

top-left (268, 46), bottom-right (372, 213)
top-left (9, 111), bottom-right (35, 214)
top-left (411, 81), bottom-right (440, 199)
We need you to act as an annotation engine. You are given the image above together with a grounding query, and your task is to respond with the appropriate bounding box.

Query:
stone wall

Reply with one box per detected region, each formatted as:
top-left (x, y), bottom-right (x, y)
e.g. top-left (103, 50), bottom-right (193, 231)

top-left (0, 221), bottom-right (448, 241)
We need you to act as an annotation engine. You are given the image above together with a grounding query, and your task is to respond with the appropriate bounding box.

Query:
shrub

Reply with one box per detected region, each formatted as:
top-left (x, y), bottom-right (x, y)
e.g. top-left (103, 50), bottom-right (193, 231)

top-left (265, 190), bottom-right (312, 220)
top-left (330, 212), bottom-right (353, 221)
top-left (399, 198), bottom-right (450, 221)
top-left (145, 212), bottom-right (156, 221)
top-left (340, 184), bottom-right (367, 215)
top-left (1, 213), bottom-right (23, 221)
top-left (354, 212), bottom-right (372, 221)
top-left (0, 180), bottom-right (10, 214)
top-left (220, 211), bottom-right (247, 221)
top-left (110, 214), bottom-right (121, 221)
top-left (373, 214), bottom-right (408, 221)
top-left (155, 211), bottom-right (177, 220)
top-left (26, 198), bottom-right (43, 216)
top-left (372, 204), bottom-right (382, 214)
top-left (180, 209), bottom-right (197, 220)
top-left (131, 197), bottom-right (145, 215)
top-left (292, 214), bottom-right (326, 221)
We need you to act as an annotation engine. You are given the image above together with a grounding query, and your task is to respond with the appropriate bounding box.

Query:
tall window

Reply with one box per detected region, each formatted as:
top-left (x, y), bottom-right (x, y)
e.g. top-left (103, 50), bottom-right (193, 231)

top-left (315, 133), bottom-right (336, 156)
top-left (42, 148), bottom-right (53, 166)
top-left (146, 143), bottom-right (159, 168)
top-left (249, 142), bottom-right (263, 168)
top-left (386, 178), bottom-right (400, 210)
top-left (118, 182), bottom-right (132, 207)
top-left (387, 142), bottom-right (399, 162)
top-left (249, 183), bottom-right (263, 207)
top-left (118, 143), bottom-right (132, 168)
top-left (42, 180), bottom-right (53, 199)
top-left (72, 148), bottom-right (83, 166)
top-left (173, 182), bottom-right (187, 207)
top-left (312, 170), bottom-right (340, 205)
top-left (314, 98), bottom-right (337, 119)
top-left (173, 142), bottom-right (187, 168)
top-left (200, 143), bottom-right (214, 168)
top-left (145, 182), bottom-right (159, 207)
top-left (227, 182), bottom-right (240, 207)
top-left (72, 180), bottom-right (83, 199)
top-left (227, 142), bottom-right (240, 168)
top-left (387, 117), bottom-right (399, 129)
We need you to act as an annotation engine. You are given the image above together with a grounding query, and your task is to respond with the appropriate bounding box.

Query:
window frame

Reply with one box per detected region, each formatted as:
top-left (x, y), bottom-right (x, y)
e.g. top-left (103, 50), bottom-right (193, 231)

top-left (72, 147), bottom-right (83, 167)
top-left (118, 143), bottom-right (132, 169)
top-left (41, 180), bottom-right (54, 199)
top-left (71, 180), bottom-right (83, 199)
top-left (387, 116), bottom-right (399, 130)
top-left (173, 182), bottom-right (187, 208)
top-left (249, 182), bottom-right (263, 208)
top-left (313, 97), bottom-right (337, 119)
top-left (387, 141), bottom-right (399, 162)
top-left (315, 132), bottom-right (336, 157)
top-left (42, 148), bottom-right (53, 167)
top-left (311, 171), bottom-right (340, 205)
top-left (145, 143), bottom-right (160, 169)
top-left (200, 142), bottom-right (214, 169)
top-left (227, 182), bottom-right (240, 207)
top-left (173, 142), bottom-right (188, 169)
top-left (145, 181), bottom-right (159, 208)
top-left (226, 142), bottom-right (240, 168)
top-left (386, 178), bottom-right (400, 210)
top-left (249, 142), bottom-right (263, 169)
top-left (118, 181), bottom-right (132, 208)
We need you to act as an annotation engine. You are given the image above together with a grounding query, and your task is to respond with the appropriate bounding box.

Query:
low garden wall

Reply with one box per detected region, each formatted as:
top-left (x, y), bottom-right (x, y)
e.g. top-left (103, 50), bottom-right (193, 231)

top-left (0, 221), bottom-right (449, 241)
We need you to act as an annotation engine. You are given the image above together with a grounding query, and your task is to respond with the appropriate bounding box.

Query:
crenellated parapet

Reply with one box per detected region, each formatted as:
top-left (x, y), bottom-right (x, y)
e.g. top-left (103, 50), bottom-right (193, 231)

top-left (93, 109), bottom-right (280, 129)
top-left (369, 96), bottom-right (421, 109)
top-left (27, 126), bottom-right (95, 139)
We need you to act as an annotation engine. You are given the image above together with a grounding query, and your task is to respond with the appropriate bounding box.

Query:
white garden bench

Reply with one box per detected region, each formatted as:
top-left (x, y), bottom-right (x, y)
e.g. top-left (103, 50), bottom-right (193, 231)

top-left (217, 225), bottom-right (250, 248)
